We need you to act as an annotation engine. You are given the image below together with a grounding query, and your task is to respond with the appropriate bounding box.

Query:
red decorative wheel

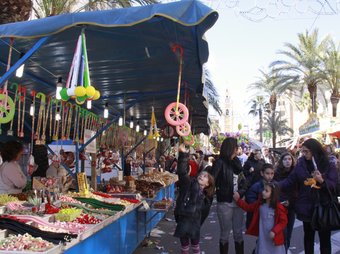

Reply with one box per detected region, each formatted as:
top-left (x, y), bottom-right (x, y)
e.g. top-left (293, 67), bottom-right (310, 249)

top-left (162, 125), bottom-right (175, 138)
top-left (164, 102), bottom-right (189, 126)
top-left (176, 122), bottom-right (191, 137)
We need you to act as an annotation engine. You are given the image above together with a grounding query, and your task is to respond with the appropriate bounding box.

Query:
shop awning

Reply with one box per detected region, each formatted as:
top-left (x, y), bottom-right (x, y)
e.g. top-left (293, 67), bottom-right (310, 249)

top-left (0, 0), bottom-right (218, 137)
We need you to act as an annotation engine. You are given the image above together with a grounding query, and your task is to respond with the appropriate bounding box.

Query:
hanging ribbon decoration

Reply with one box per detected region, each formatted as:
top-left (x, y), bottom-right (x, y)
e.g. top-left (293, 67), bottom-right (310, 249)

top-left (28, 90), bottom-right (36, 176)
top-left (59, 31), bottom-right (100, 104)
top-left (7, 83), bottom-right (19, 135)
top-left (35, 92), bottom-right (46, 145)
top-left (40, 95), bottom-right (51, 144)
top-left (0, 38), bottom-right (15, 131)
top-left (52, 99), bottom-right (61, 141)
top-left (18, 86), bottom-right (26, 138)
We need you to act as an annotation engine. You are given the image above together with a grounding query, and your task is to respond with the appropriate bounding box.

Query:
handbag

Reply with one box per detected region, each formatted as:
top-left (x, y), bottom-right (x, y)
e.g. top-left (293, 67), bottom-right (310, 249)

top-left (311, 186), bottom-right (340, 231)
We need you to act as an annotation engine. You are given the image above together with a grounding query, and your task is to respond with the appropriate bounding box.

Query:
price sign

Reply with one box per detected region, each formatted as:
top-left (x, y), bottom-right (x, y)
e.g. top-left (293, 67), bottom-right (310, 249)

top-left (141, 200), bottom-right (150, 210)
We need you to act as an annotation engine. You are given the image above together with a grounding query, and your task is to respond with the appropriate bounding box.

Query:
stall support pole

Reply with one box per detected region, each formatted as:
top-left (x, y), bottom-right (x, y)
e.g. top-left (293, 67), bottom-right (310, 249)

top-left (91, 153), bottom-right (97, 190)
top-left (0, 36), bottom-right (50, 87)
top-left (124, 136), bottom-right (146, 158)
top-left (75, 141), bottom-right (80, 173)
top-left (121, 147), bottom-right (125, 178)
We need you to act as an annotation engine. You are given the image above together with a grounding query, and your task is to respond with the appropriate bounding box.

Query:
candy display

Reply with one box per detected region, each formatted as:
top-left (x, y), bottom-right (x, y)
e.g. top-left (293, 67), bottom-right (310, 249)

top-left (0, 194), bottom-right (18, 206)
top-left (12, 215), bottom-right (86, 234)
top-left (59, 195), bottom-right (82, 204)
top-left (0, 233), bottom-right (54, 252)
top-left (63, 202), bottom-right (117, 216)
top-left (73, 214), bottom-right (101, 224)
top-left (0, 217), bottom-right (77, 244)
top-left (153, 199), bottom-right (172, 209)
top-left (55, 208), bottom-right (82, 222)
top-left (5, 202), bottom-right (26, 212)
top-left (73, 198), bottom-right (125, 212)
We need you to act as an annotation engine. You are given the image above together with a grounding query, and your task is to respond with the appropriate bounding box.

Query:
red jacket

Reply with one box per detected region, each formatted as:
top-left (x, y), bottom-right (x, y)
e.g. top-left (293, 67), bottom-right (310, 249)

top-left (188, 160), bottom-right (199, 177)
top-left (237, 199), bottom-right (287, 246)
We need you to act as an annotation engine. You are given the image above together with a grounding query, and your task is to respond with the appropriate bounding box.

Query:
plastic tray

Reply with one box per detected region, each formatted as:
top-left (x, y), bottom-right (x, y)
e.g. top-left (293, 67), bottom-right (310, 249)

top-left (0, 244), bottom-right (62, 254)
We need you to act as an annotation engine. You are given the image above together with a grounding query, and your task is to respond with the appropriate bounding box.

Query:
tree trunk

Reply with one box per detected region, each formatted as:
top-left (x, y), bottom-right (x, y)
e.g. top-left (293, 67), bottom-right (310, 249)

top-left (272, 132), bottom-right (276, 148)
top-left (269, 93), bottom-right (277, 112)
top-left (308, 82), bottom-right (317, 113)
top-left (259, 108), bottom-right (263, 143)
top-left (330, 92), bottom-right (340, 117)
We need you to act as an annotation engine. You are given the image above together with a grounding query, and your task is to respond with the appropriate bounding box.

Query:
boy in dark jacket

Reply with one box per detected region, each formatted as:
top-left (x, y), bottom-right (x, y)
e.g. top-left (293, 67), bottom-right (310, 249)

top-left (245, 163), bottom-right (275, 229)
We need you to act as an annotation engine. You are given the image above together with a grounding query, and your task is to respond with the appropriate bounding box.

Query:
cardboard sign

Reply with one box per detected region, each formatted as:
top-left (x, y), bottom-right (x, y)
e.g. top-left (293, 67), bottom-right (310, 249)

top-left (141, 200), bottom-right (150, 210)
top-left (84, 129), bottom-right (96, 153)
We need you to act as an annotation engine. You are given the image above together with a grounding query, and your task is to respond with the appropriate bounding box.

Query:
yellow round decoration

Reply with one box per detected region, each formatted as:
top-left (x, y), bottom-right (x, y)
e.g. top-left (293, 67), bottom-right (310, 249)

top-left (75, 86), bottom-right (86, 97)
top-left (86, 86), bottom-right (96, 97)
top-left (92, 90), bottom-right (100, 100)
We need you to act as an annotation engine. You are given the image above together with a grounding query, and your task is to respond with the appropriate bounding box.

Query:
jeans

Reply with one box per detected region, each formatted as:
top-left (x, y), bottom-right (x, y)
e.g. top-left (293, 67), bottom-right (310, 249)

top-left (303, 221), bottom-right (331, 254)
top-left (284, 206), bottom-right (295, 250)
top-left (217, 202), bottom-right (245, 244)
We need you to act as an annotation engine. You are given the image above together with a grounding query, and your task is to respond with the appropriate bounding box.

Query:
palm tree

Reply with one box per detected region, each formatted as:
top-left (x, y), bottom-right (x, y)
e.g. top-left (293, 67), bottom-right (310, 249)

top-left (0, 0), bottom-right (32, 24)
top-left (319, 39), bottom-right (340, 117)
top-left (33, 0), bottom-right (158, 18)
top-left (248, 95), bottom-right (269, 143)
top-left (262, 111), bottom-right (293, 148)
top-left (270, 29), bottom-right (330, 114)
top-left (203, 68), bottom-right (222, 116)
top-left (249, 69), bottom-right (278, 112)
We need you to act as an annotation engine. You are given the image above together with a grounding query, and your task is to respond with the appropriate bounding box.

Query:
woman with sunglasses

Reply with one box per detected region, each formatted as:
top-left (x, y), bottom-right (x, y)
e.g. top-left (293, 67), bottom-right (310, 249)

top-left (279, 138), bottom-right (338, 254)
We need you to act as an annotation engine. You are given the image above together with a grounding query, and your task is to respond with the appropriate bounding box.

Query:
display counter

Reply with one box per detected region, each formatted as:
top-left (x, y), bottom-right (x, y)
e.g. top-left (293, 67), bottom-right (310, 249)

top-left (64, 183), bottom-right (174, 254)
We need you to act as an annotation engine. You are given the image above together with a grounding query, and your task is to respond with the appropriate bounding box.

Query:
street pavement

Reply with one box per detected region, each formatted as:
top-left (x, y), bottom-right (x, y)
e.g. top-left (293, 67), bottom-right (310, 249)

top-left (133, 201), bottom-right (340, 254)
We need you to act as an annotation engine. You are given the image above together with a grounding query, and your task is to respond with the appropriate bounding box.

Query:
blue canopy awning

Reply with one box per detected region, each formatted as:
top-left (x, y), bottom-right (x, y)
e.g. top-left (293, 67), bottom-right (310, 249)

top-left (0, 0), bottom-right (218, 136)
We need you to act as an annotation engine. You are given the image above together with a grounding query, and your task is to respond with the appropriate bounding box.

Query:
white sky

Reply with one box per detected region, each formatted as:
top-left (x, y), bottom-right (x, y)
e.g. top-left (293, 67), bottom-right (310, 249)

top-left (203, 1), bottom-right (339, 127)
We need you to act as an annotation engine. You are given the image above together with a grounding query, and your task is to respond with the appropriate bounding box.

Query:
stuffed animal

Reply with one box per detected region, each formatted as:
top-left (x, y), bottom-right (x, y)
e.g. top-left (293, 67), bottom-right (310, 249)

top-left (304, 178), bottom-right (320, 189)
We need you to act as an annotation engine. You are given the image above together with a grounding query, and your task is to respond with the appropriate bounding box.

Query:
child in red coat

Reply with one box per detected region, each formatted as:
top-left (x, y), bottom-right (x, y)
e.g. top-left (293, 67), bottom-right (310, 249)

top-left (233, 182), bottom-right (287, 254)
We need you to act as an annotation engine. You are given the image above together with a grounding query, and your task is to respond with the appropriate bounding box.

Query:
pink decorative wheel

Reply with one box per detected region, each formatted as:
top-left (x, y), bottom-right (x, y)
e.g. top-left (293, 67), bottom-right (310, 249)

top-left (164, 102), bottom-right (189, 126)
top-left (176, 122), bottom-right (191, 137)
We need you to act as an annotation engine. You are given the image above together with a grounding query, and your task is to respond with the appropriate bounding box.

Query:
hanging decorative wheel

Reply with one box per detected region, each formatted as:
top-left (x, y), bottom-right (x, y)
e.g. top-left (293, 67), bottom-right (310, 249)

top-left (162, 125), bottom-right (175, 138)
top-left (0, 94), bottom-right (15, 124)
top-left (176, 122), bottom-right (191, 137)
top-left (164, 102), bottom-right (189, 126)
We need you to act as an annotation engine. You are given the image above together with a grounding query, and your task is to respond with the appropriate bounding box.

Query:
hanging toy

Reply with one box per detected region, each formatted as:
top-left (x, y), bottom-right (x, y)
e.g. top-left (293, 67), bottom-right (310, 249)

top-left (148, 106), bottom-right (160, 140)
top-left (7, 83), bottom-right (19, 136)
top-left (183, 133), bottom-right (195, 146)
top-left (18, 86), bottom-right (26, 138)
top-left (164, 44), bottom-right (189, 126)
top-left (0, 38), bottom-right (15, 127)
top-left (60, 31), bottom-right (100, 105)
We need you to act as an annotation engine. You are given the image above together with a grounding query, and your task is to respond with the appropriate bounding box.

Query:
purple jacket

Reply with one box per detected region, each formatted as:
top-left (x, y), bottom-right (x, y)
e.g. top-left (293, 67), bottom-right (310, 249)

top-left (279, 157), bottom-right (338, 221)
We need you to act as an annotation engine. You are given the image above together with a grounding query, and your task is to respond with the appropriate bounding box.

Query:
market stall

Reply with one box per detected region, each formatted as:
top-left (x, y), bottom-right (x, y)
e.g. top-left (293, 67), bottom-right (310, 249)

top-left (0, 0), bottom-right (218, 253)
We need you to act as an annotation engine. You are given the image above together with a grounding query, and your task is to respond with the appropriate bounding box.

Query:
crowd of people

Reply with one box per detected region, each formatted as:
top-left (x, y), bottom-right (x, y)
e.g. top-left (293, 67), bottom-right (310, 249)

top-left (173, 138), bottom-right (340, 254)
top-left (0, 137), bottom-right (339, 254)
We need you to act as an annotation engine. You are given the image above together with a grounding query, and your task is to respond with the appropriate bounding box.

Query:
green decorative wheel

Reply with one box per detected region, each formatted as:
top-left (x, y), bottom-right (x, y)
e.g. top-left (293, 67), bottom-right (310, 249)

top-left (0, 94), bottom-right (15, 124)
